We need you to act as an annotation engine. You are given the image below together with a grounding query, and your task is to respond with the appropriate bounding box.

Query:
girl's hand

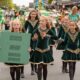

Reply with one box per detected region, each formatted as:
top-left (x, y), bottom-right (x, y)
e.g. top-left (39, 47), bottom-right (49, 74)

top-left (53, 44), bottom-right (57, 48)
top-left (75, 49), bottom-right (80, 54)
top-left (28, 47), bottom-right (32, 52)
top-left (41, 32), bottom-right (46, 38)
top-left (32, 33), bottom-right (38, 40)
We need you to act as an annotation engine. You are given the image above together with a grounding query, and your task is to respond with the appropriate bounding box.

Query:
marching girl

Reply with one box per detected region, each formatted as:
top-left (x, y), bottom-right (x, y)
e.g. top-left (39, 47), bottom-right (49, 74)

top-left (7, 19), bottom-right (24, 80)
top-left (24, 9), bottom-right (39, 75)
top-left (5, 15), bottom-right (11, 30)
top-left (62, 21), bottom-right (80, 80)
top-left (47, 16), bottom-right (56, 65)
top-left (56, 16), bottom-right (70, 73)
top-left (30, 16), bottom-right (57, 80)
top-left (18, 11), bottom-right (25, 78)
top-left (10, 11), bottom-right (25, 77)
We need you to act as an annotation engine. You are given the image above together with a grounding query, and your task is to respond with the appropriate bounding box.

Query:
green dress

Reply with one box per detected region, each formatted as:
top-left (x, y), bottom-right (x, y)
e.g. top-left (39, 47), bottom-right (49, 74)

top-left (24, 20), bottom-right (39, 34)
top-left (24, 20), bottom-right (39, 48)
top-left (47, 27), bottom-right (57, 46)
top-left (30, 28), bottom-right (54, 64)
top-left (24, 20), bottom-right (39, 59)
top-left (62, 31), bottom-right (80, 61)
top-left (57, 24), bottom-right (68, 50)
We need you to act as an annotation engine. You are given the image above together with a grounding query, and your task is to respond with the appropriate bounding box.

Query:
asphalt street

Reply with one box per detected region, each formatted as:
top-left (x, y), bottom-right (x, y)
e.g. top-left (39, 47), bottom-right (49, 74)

top-left (0, 47), bottom-right (80, 80)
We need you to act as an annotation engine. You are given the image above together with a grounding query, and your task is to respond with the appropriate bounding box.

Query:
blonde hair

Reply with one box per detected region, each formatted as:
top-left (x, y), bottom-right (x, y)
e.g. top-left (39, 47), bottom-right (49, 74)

top-left (9, 19), bottom-right (22, 32)
top-left (47, 16), bottom-right (54, 28)
top-left (40, 16), bottom-right (51, 29)
top-left (72, 6), bottom-right (78, 11)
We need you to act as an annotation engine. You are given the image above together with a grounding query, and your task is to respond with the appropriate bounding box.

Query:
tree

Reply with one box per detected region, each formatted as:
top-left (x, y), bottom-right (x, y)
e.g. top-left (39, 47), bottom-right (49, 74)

top-left (0, 0), bottom-right (14, 9)
top-left (14, 4), bottom-right (20, 11)
top-left (48, 0), bottom-right (53, 4)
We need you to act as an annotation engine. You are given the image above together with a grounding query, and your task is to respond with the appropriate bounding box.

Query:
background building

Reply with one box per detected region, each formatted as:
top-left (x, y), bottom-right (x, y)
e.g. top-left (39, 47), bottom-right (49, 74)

top-left (34, 0), bottom-right (48, 9)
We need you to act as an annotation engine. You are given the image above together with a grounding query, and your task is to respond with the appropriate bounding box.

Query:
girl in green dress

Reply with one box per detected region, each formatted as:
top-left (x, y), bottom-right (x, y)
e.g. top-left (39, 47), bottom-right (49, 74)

top-left (62, 22), bottom-right (80, 80)
top-left (47, 16), bottom-right (56, 65)
top-left (30, 16), bottom-right (57, 80)
top-left (56, 16), bottom-right (70, 73)
top-left (24, 10), bottom-right (39, 75)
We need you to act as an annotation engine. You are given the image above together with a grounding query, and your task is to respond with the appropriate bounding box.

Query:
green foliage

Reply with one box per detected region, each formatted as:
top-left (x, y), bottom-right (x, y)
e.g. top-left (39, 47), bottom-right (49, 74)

top-left (48, 0), bottom-right (53, 4)
top-left (0, 0), bottom-right (14, 9)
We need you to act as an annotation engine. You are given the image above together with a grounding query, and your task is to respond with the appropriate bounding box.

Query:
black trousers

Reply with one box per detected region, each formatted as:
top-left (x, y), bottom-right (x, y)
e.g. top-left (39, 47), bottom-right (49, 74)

top-left (37, 64), bottom-right (47, 80)
top-left (10, 67), bottom-right (20, 80)
top-left (69, 62), bottom-right (76, 80)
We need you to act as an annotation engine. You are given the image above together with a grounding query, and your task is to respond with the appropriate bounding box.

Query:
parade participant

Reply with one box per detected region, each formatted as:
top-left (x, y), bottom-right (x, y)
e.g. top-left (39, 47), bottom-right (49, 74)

top-left (18, 11), bottom-right (25, 78)
top-left (18, 11), bottom-right (25, 28)
top-left (62, 22), bottom-right (80, 80)
top-left (30, 16), bottom-right (57, 80)
top-left (8, 19), bottom-right (24, 80)
top-left (56, 16), bottom-right (70, 73)
top-left (24, 9), bottom-right (39, 75)
top-left (11, 11), bottom-right (19, 20)
top-left (47, 16), bottom-right (56, 65)
top-left (69, 6), bottom-right (79, 22)
top-left (0, 8), bottom-right (5, 31)
top-left (5, 15), bottom-right (11, 30)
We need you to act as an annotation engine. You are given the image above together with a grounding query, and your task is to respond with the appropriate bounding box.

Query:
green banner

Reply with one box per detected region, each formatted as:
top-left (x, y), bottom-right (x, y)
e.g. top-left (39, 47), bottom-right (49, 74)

top-left (0, 31), bottom-right (31, 64)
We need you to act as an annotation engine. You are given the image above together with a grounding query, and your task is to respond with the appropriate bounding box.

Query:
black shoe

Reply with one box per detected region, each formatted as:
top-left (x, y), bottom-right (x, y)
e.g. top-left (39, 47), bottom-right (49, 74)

top-left (62, 69), bottom-right (69, 73)
top-left (62, 69), bottom-right (65, 73)
top-left (31, 71), bottom-right (35, 75)
top-left (12, 79), bottom-right (15, 80)
top-left (21, 73), bottom-right (25, 78)
top-left (35, 69), bottom-right (38, 73)
top-left (50, 63), bottom-right (54, 65)
top-left (65, 69), bottom-right (69, 73)
top-left (50, 62), bottom-right (54, 65)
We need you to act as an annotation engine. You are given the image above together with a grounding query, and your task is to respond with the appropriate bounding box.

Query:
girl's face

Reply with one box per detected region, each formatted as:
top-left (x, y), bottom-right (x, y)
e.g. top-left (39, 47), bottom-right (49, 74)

top-left (12, 22), bottom-right (21, 32)
top-left (39, 17), bottom-right (47, 29)
top-left (69, 22), bottom-right (77, 33)
top-left (61, 16), bottom-right (69, 25)
top-left (30, 11), bottom-right (37, 20)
